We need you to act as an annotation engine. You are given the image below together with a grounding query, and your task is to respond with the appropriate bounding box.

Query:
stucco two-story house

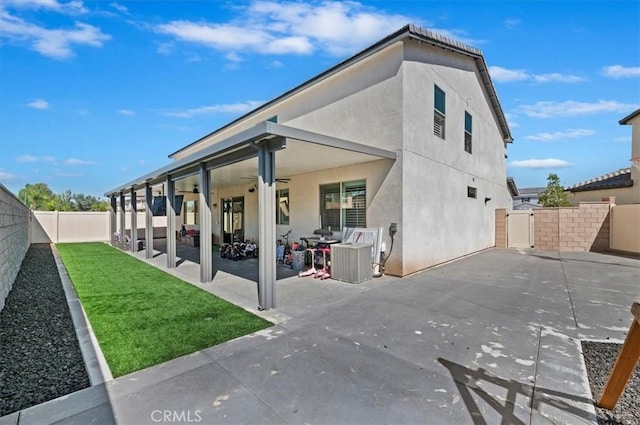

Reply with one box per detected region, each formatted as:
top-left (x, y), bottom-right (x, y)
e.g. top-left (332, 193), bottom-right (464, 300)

top-left (565, 109), bottom-right (640, 205)
top-left (106, 24), bottom-right (513, 310)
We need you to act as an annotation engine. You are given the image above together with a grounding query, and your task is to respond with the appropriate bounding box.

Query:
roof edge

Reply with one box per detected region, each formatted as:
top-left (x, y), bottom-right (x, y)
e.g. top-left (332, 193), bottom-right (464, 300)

top-left (619, 108), bottom-right (640, 125)
top-left (169, 24), bottom-right (512, 158)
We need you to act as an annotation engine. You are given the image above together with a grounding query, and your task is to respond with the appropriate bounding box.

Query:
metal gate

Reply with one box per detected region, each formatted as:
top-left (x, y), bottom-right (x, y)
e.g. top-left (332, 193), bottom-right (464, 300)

top-left (507, 210), bottom-right (534, 248)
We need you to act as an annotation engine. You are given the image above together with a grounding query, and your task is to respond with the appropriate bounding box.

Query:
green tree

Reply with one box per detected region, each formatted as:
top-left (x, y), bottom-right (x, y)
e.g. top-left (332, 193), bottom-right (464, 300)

top-left (538, 173), bottom-right (571, 207)
top-left (18, 183), bottom-right (57, 210)
top-left (18, 183), bottom-right (111, 211)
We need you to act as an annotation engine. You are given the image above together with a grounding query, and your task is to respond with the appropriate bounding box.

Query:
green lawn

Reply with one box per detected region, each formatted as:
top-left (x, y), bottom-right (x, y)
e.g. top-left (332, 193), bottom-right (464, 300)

top-left (56, 242), bottom-right (272, 377)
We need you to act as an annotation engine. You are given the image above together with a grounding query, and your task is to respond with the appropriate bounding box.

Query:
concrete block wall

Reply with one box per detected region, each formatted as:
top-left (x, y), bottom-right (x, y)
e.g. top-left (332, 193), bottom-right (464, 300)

top-left (533, 198), bottom-right (613, 252)
top-left (0, 184), bottom-right (31, 311)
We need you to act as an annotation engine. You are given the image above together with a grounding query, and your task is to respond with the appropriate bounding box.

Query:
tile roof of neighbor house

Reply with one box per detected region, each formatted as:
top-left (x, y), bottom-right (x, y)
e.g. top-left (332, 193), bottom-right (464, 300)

top-left (566, 168), bottom-right (633, 192)
top-left (518, 187), bottom-right (547, 195)
top-left (619, 108), bottom-right (640, 124)
top-left (169, 24), bottom-right (513, 159)
top-left (514, 202), bottom-right (541, 210)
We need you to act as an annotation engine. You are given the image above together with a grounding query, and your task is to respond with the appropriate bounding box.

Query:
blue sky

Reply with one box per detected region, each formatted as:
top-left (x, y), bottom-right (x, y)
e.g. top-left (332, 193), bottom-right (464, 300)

top-left (1, 0), bottom-right (639, 197)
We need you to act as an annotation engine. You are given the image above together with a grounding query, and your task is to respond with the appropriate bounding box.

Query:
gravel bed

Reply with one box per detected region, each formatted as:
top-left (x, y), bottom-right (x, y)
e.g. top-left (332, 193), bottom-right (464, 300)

top-left (582, 341), bottom-right (640, 425)
top-left (0, 244), bottom-right (89, 417)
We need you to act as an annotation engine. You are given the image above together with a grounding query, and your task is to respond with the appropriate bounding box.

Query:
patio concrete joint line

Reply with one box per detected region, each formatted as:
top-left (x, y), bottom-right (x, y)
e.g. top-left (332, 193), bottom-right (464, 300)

top-left (560, 253), bottom-right (580, 328)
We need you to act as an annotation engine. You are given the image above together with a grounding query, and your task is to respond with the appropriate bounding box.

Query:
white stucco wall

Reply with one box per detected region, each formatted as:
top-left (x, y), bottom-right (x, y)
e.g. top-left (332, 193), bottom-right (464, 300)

top-left (400, 41), bottom-right (511, 274)
top-left (168, 37), bottom-right (511, 276)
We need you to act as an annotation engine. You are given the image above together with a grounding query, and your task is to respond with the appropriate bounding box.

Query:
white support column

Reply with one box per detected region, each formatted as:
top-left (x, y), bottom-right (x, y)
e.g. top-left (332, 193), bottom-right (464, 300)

top-left (109, 196), bottom-right (117, 246)
top-left (145, 185), bottom-right (153, 259)
top-left (166, 176), bottom-right (176, 268)
top-left (130, 188), bottom-right (137, 253)
top-left (119, 193), bottom-right (126, 248)
top-left (257, 145), bottom-right (276, 310)
top-left (199, 164), bottom-right (212, 283)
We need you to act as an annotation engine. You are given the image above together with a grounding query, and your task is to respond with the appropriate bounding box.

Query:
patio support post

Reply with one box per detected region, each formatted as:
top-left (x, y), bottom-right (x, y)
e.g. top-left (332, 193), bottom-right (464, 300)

top-left (145, 184), bottom-right (153, 259)
top-left (119, 193), bottom-right (126, 248)
top-left (257, 144), bottom-right (276, 310)
top-left (130, 188), bottom-right (137, 253)
top-left (166, 176), bottom-right (177, 268)
top-left (199, 164), bottom-right (212, 282)
top-left (109, 196), bottom-right (117, 246)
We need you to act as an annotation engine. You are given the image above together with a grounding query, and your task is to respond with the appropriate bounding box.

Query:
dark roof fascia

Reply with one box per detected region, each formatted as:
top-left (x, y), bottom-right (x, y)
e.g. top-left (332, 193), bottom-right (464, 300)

top-left (169, 24), bottom-right (512, 158)
top-left (506, 177), bottom-right (519, 196)
top-left (568, 180), bottom-right (633, 193)
top-left (619, 108), bottom-right (640, 125)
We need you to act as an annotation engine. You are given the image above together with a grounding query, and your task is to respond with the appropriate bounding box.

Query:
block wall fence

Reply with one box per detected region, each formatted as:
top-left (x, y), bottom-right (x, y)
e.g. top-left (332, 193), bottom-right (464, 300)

top-left (496, 197), bottom-right (639, 255)
top-left (0, 184), bottom-right (31, 311)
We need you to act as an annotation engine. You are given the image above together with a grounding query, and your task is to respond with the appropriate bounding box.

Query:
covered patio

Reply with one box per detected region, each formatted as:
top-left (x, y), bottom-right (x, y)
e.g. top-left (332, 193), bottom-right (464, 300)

top-left (105, 121), bottom-right (396, 310)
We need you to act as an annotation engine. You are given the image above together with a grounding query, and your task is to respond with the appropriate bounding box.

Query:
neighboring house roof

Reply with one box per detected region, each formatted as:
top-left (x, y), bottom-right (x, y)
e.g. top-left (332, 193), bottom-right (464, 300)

top-left (566, 168), bottom-right (633, 193)
top-left (169, 24), bottom-right (513, 159)
top-left (506, 177), bottom-right (518, 197)
top-left (513, 202), bottom-right (541, 210)
top-left (518, 187), bottom-right (547, 196)
top-left (619, 108), bottom-right (640, 125)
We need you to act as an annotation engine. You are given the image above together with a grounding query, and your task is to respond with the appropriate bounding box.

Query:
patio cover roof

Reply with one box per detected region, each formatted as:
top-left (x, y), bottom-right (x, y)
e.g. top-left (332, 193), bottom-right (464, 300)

top-left (105, 121), bottom-right (397, 197)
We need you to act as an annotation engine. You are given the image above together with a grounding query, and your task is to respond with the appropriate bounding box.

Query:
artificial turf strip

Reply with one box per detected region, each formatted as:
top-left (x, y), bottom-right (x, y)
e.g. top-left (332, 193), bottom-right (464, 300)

top-left (55, 242), bottom-right (272, 377)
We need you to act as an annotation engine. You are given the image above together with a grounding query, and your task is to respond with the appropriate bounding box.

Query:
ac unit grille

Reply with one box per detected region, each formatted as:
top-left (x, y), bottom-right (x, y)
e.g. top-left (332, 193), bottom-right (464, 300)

top-left (331, 243), bottom-right (373, 284)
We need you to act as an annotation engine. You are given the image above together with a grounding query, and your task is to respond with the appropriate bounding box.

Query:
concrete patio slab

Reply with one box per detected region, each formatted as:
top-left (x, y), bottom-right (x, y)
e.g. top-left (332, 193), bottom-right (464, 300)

top-left (3, 247), bottom-right (638, 424)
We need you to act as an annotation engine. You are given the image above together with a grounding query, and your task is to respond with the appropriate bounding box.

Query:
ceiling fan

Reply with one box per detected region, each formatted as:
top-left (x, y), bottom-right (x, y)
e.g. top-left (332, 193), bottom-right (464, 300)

top-left (177, 184), bottom-right (199, 194)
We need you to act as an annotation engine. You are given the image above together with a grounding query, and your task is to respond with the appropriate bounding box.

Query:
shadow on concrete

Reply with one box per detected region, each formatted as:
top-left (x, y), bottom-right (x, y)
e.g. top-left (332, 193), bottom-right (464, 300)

top-left (438, 358), bottom-right (595, 425)
top-left (529, 253), bottom-right (639, 268)
top-left (146, 239), bottom-right (299, 281)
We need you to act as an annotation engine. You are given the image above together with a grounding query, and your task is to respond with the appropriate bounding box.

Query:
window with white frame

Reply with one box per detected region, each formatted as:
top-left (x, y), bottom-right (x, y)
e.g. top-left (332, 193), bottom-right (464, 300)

top-left (276, 188), bottom-right (289, 225)
top-left (464, 111), bottom-right (472, 154)
top-left (434, 85), bottom-right (446, 139)
top-left (320, 180), bottom-right (366, 230)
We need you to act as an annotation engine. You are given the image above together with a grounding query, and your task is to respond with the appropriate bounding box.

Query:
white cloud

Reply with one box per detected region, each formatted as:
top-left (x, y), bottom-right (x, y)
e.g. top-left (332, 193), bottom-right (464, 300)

top-left (16, 154), bottom-right (38, 163)
top-left (525, 129), bottom-right (596, 142)
top-left (504, 18), bottom-right (521, 29)
top-left (64, 157), bottom-right (96, 165)
top-left (520, 100), bottom-right (639, 118)
top-left (156, 42), bottom-right (173, 55)
top-left (509, 158), bottom-right (573, 169)
top-left (489, 66), bottom-right (529, 82)
top-left (602, 65), bottom-right (640, 78)
top-left (3, 0), bottom-right (87, 14)
top-left (27, 98), bottom-right (49, 109)
top-left (267, 60), bottom-right (284, 68)
top-left (16, 154), bottom-right (55, 163)
top-left (225, 52), bottom-right (243, 63)
top-left (155, 1), bottom-right (419, 58)
top-left (0, 8), bottom-right (110, 59)
top-left (118, 109), bottom-right (135, 116)
top-left (504, 113), bottom-right (519, 129)
top-left (109, 2), bottom-right (128, 14)
top-left (490, 66), bottom-right (586, 84)
top-left (0, 168), bottom-right (23, 182)
top-left (533, 73), bottom-right (587, 83)
top-left (164, 100), bottom-right (264, 118)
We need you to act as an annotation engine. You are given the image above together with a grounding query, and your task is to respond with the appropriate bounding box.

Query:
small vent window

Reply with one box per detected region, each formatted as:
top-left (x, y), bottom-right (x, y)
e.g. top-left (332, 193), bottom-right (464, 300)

top-left (467, 186), bottom-right (477, 199)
